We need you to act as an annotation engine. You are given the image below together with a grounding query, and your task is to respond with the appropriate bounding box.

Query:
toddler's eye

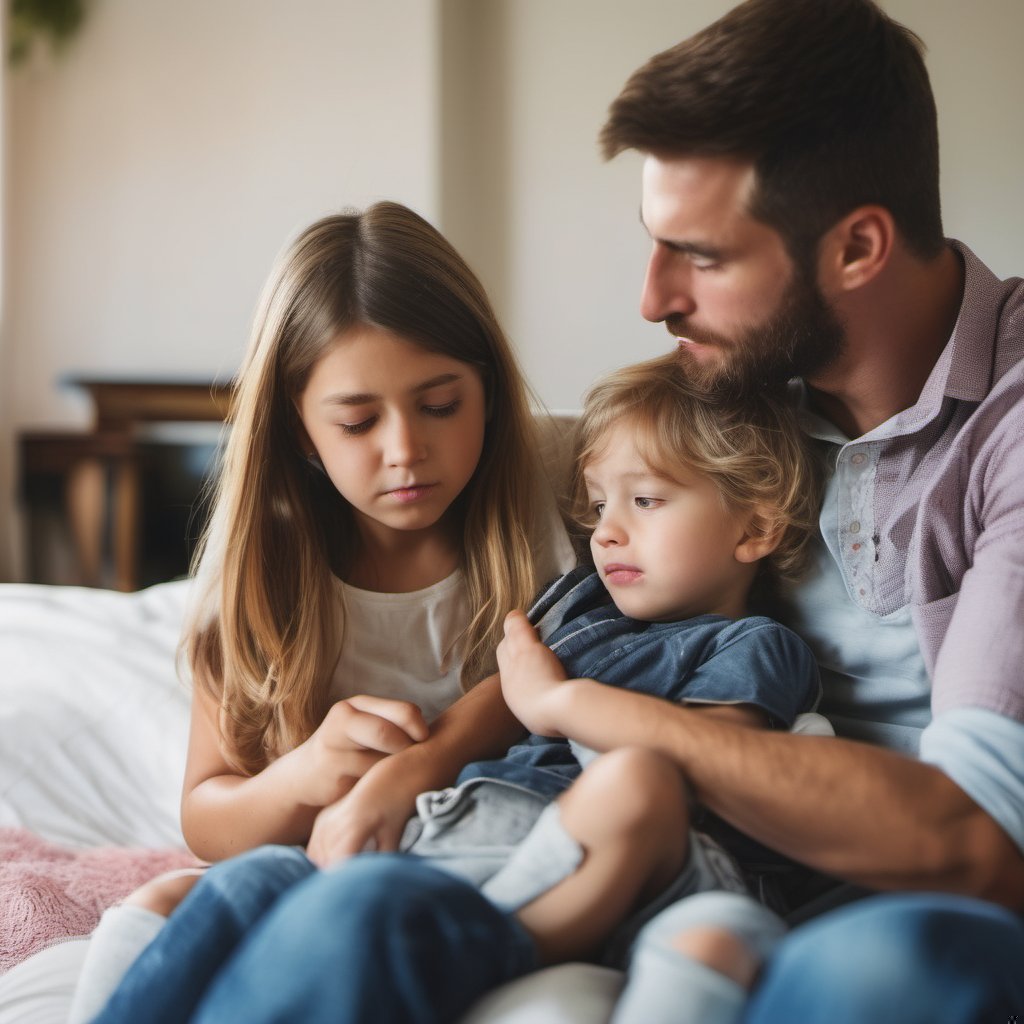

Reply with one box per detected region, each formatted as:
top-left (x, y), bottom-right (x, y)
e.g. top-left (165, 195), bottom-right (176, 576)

top-left (634, 496), bottom-right (660, 509)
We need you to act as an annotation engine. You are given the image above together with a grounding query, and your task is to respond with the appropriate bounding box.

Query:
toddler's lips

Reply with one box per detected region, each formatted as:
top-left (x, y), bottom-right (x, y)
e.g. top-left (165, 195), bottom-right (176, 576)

top-left (604, 564), bottom-right (643, 585)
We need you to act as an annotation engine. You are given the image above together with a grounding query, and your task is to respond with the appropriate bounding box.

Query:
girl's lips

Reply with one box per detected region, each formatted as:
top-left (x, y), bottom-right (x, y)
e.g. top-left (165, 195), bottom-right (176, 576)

top-left (387, 484), bottom-right (437, 504)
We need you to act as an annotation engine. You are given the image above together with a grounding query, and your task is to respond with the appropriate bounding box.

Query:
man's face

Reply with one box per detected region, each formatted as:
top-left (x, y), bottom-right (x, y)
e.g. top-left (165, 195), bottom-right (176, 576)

top-left (640, 154), bottom-right (845, 394)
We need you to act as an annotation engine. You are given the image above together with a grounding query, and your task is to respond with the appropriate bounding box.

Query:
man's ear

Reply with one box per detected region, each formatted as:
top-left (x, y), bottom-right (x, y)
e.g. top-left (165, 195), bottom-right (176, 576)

top-left (818, 205), bottom-right (895, 295)
top-left (734, 510), bottom-right (783, 565)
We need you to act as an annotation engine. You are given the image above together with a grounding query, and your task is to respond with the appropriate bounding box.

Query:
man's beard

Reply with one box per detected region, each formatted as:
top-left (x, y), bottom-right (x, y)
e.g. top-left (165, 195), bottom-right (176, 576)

top-left (668, 266), bottom-right (846, 398)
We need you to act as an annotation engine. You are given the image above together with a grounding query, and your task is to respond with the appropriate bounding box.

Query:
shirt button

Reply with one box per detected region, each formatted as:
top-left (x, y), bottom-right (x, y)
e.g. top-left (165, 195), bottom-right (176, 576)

top-left (851, 453), bottom-right (866, 466)
top-left (849, 521), bottom-right (861, 534)
top-left (852, 543), bottom-right (862, 551)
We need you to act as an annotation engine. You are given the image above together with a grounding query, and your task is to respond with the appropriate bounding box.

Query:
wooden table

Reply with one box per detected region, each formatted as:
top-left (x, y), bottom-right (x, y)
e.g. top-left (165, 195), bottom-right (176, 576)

top-left (19, 378), bottom-right (233, 591)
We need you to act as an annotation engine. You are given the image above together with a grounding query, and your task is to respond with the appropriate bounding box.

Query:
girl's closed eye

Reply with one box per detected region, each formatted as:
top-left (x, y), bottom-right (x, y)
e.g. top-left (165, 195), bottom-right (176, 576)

top-left (339, 417), bottom-right (377, 436)
top-left (422, 399), bottom-right (461, 418)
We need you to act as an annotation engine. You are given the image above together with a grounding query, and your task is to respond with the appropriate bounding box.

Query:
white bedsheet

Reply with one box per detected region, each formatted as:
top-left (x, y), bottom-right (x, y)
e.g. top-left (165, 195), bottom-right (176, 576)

top-left (0, 580), bottom-right (192, 851)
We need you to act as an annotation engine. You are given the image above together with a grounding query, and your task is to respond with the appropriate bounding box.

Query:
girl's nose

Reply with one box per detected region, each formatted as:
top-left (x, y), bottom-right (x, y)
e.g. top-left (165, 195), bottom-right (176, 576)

top-left (385, 415), bottom-right (427, 467)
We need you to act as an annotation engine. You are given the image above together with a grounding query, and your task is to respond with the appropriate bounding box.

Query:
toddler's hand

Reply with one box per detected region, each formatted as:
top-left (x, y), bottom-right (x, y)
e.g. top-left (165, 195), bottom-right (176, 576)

top-left (496, 610), bottom-right (569, 736)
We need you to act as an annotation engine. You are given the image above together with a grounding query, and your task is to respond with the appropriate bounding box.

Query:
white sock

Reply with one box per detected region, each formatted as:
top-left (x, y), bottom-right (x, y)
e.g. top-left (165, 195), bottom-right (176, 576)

top-left (67, 904), bottom-right (166, 1024)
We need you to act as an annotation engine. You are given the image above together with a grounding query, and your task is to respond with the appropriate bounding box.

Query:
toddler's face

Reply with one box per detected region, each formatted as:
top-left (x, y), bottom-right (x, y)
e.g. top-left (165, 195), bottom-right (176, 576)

top-left (584, 423), bottom-right (756, 622)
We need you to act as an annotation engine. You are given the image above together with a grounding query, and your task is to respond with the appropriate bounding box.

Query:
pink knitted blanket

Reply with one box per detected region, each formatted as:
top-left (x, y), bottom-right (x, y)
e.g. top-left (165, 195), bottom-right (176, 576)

top-left (0, 827), bottom-right (202, 973)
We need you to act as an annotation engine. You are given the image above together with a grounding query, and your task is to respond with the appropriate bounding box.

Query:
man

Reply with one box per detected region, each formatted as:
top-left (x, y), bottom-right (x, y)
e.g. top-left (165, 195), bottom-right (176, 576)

top-left (99, 2), bottom-right (1023, 1021)
top-left (592, 0), bottom-right (1024, 1017)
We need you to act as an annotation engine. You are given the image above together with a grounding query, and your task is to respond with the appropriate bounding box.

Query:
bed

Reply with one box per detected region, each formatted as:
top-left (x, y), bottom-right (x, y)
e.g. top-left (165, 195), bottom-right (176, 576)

top-left (0, 576), bottom-right (624, 1023)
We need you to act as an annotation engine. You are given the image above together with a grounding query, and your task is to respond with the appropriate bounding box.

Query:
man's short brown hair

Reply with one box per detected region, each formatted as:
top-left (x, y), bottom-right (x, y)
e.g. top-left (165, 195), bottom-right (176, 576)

top-left (601, 0), bottom-right (943, 266)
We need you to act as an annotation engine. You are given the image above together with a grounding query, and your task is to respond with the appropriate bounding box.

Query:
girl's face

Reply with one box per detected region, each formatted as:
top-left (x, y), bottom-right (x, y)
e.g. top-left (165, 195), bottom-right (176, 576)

top-left (298, 326), bottom-right (487, 553)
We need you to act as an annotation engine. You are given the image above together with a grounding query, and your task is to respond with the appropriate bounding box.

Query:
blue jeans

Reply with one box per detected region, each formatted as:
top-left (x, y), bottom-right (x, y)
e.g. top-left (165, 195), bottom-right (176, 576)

top-left (93, 846), bottom-right (537, 1024)
top-left (744, 893), bottom-right (1024, 1023)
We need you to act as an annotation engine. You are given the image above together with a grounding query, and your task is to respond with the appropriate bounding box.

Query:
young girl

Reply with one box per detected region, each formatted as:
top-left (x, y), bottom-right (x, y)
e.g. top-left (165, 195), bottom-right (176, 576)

top-left (68, 200), bottom-right (573, 1022)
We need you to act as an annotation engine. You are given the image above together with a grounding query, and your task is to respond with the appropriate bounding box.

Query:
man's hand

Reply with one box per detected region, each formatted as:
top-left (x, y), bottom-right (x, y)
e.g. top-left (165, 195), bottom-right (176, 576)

top-left (292, 695), bottom-right (429, 809)
top-left (495, 610), bottom-right (569, 736)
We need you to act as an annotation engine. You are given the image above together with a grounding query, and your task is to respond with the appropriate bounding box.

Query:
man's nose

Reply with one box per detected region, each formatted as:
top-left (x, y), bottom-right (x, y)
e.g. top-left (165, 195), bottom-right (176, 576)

top-left (640, 243), bottom-right (696, 324)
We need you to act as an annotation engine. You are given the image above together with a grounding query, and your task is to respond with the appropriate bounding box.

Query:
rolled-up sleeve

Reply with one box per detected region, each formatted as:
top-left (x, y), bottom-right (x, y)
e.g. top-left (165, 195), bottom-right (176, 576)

top-left (919, 708), bottom-right (1024, 853)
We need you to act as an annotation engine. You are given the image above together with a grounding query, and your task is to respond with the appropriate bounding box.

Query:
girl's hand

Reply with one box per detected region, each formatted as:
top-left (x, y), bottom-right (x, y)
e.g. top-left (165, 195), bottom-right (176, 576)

top-left (295, 695), bottom-right (430, 808)
top-left (495, 610), bottom-right (569, 736)
top-left (305, 756), bottom-right (423, 868)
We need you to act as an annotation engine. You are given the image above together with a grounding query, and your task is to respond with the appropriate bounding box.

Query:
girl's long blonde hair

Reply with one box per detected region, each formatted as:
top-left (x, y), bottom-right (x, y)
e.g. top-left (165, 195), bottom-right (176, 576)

top-left (187, 202), bottom-right (545, 775)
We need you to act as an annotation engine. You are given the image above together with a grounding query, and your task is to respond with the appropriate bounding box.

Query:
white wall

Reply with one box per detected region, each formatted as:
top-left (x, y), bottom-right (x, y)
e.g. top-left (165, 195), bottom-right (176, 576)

top-left (5, 0), bottom-right (440, 427)
top-left (2, 1), bottom-right (1023, 581)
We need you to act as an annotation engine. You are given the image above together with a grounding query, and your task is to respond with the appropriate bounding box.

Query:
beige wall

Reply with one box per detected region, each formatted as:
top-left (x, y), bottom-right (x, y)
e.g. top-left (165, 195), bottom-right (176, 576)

top-left (2, 1), bottom-right (1022, 581)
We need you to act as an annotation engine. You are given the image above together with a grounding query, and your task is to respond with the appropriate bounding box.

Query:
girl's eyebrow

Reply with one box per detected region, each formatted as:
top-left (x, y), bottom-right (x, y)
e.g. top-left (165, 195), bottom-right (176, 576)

top-left (321, 372), bottom-right (463, 406)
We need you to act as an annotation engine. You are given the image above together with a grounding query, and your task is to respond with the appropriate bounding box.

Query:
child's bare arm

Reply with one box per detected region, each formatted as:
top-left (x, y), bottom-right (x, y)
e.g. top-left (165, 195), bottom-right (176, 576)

top-left (181, 687), bottom-right (430, 861)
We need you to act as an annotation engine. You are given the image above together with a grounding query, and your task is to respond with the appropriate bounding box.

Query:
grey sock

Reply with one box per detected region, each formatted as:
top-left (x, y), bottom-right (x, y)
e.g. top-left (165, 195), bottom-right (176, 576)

top-left (612, 942), bottom-right (746, 1024)
top-left (610, 892), bottom-right (786, 1024)
top-left (480, 803), bottom-right (583, 912)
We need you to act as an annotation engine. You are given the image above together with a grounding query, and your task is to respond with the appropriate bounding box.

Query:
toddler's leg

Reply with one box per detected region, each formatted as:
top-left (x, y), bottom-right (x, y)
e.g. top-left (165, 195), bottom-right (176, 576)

top-left (68, 868), bottom-right (206, 1024)
top-left (503, 747), bottom-right (692, 964)
top-left (611, 891), bottom-right (786, 1024)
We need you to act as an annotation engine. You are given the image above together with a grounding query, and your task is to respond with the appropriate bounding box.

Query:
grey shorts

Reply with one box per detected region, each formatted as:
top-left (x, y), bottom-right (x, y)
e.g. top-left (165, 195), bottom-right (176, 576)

top-left (399, 776), bottom-right (747, 954)
top-left (399, 779), bottom-right (553, 891)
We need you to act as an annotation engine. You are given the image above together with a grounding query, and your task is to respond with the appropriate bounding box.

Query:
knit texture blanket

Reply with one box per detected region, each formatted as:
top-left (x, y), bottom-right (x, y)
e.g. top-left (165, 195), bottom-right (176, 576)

top-left (0, 827), bottom-right (201, 973)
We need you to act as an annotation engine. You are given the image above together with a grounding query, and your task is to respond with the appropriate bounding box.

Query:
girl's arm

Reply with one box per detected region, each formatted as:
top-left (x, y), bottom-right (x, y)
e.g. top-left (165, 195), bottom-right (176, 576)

top-left (181, 686), bottom-right (432, 861)
top-left (305, 673), bottom-right (524, 866)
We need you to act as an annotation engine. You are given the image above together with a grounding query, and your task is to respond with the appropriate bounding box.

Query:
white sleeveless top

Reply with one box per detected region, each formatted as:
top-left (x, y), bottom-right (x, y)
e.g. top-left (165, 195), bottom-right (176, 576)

top-left (328, 571), bottom-right (469, 724)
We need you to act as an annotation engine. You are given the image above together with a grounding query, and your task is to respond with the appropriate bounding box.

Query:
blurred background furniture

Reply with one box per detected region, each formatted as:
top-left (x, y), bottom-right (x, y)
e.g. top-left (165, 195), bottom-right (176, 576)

top-left (19, 378), bottom-right (232, 591)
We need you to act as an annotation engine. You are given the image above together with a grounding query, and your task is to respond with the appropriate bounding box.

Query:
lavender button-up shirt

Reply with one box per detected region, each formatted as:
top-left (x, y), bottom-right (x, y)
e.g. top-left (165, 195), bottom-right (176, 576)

top-left (781, 241), bottom-right (1024, 849)
top-left (797, 241), bottom-right (1024, 721)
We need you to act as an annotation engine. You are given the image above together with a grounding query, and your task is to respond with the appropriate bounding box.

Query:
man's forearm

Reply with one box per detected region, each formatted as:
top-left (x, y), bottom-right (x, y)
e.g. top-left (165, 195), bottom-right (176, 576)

top-left (548, 679), bottom-right (1024, 908)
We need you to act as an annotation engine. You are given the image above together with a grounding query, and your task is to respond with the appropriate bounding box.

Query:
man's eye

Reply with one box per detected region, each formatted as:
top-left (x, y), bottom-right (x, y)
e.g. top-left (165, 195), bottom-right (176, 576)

top-left (691, 258), bottom-right (721, 272)
top-left (423, 400), bottom-right (460, 418)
